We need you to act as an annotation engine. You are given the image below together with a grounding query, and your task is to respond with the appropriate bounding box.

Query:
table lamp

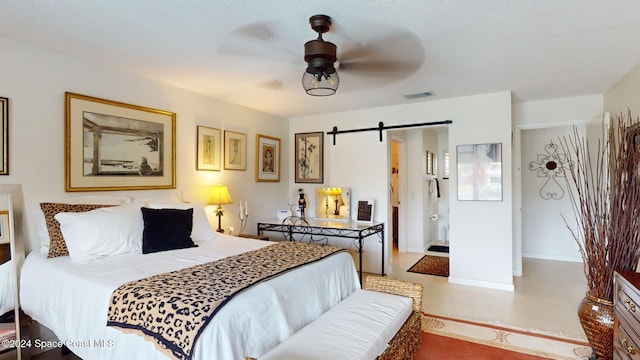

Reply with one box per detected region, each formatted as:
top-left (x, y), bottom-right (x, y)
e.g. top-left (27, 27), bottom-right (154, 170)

top-left (210, 184), bottom-right (233, 233)
top-left (329, 187), bottom-right (342, 215)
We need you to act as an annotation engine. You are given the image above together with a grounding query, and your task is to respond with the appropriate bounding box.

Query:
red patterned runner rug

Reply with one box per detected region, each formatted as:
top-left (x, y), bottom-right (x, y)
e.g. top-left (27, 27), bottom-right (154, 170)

top-left (420, 313), bottom-right (592, 360)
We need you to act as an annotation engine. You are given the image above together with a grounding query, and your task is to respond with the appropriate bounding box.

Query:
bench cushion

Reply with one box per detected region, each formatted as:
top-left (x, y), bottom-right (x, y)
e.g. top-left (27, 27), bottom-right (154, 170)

top-left (259, 289), bottom-right (413, 360)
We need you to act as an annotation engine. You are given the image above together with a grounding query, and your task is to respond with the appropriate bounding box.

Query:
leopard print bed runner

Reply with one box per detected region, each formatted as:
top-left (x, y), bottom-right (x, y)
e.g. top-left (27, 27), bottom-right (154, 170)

top-left (107, 241), bottom-right (346, 360)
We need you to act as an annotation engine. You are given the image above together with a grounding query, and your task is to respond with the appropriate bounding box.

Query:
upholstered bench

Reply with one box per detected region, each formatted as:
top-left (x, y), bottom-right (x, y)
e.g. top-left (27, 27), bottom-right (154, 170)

top-left (245, 276), bottom-right (422, 360)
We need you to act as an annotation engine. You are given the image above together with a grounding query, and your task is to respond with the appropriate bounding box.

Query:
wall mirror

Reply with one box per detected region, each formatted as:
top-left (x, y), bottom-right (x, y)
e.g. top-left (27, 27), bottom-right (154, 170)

top-left (0, 184), bottom-right (24, 360)
top-left (315, 187), bottom-right (351, 220)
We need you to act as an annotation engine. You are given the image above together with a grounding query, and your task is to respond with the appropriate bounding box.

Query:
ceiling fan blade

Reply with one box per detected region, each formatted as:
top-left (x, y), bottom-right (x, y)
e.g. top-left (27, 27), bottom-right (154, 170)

top-left (339, 60), bottom-right (422, 80)
top-left (335, 25), bottom-right (424, 84)
top-left (217, 21), bottom-right (299, 64)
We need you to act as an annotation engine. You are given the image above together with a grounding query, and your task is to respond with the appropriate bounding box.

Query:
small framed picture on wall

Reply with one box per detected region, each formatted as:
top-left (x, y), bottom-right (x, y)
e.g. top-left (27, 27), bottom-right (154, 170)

top-left (196, 126), bottom-right (221, 171)
top-left (426, 151), bottom-right (433, 175)
top-left (0, 97), bottom-right (8, 175)
top-left (295, 132), bottom-right (323, 183)
top-left (256, 134), bottom-right (280, 182)
top-left (224, 130), bottom-right (247, 171)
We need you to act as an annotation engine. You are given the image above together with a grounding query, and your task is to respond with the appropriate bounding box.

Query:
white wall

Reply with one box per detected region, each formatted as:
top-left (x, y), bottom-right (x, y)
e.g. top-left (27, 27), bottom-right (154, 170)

top-left (292, 91), bottom-right (515, 291)
top-left (0, 36), bottom-right (290, 253)
top-left (405, 130), bottom-right (425, 253)
top-left (521, 126), bottom-right (581, 261)
top-left (604, 62), bottom-right (640, 115)
top-left (512, 95), bottom-right (602, 266)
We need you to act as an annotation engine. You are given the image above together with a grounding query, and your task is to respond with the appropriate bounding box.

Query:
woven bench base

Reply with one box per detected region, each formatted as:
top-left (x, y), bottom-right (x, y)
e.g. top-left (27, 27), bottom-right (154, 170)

top-left (377, 310), bottom-right (422, 360)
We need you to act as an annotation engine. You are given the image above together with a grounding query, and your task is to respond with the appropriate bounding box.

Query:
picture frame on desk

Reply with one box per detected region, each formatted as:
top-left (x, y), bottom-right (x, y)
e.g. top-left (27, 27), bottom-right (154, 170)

top-left (356, 199), bottom-right (375, 223)
top-left (64, 92), bottom-right (176, 191)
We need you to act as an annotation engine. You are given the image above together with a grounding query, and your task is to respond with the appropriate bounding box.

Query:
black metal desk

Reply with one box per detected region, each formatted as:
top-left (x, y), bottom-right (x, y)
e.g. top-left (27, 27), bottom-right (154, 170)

top-left (257, 218), bottom-right (385, 284)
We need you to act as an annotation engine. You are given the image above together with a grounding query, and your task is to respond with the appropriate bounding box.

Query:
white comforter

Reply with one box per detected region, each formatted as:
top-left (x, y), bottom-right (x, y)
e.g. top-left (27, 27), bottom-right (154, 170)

top-left (20, 235), bottom-right (360, 359)
top-left (0, 260), bottom-right (14, 315)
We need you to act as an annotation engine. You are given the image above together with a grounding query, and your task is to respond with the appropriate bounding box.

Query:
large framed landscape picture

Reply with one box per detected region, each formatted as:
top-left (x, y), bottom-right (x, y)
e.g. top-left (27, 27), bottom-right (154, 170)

top-left (65, 92), bottom-right (176, 191)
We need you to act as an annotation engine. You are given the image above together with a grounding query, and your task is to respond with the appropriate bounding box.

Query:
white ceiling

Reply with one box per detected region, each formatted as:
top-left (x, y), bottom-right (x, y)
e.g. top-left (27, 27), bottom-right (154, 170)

top-left (1, 1), bottom-right (640, 118)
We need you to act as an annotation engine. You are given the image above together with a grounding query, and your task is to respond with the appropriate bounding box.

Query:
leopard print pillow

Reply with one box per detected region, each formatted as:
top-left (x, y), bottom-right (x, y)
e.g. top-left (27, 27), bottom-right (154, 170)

top-left (40, 203), bottom-right (114, 258)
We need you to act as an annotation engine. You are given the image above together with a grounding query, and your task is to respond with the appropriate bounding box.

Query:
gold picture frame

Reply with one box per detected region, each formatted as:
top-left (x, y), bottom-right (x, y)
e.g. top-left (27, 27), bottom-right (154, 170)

top-left (196, 126), bottom-right (221, 171)
top-left (256, 134), bottom-right (280, 182)
top-left (0, 210), bottom-right (8, 245)
top-left (224, 130), bottom-right (247, 171)
top-left (65, 92), bottom-right (176, 192)
top-left (0, 97), bottom-right (8, 175)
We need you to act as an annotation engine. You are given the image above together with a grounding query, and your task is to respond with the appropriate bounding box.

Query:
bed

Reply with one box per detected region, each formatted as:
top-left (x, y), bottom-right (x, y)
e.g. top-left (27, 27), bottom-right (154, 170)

top-left (19, 199), bottom-right (360, 359)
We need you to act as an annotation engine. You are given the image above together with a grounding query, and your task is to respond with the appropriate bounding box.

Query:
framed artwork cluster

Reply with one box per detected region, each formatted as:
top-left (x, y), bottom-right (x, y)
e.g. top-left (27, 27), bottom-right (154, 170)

top-left (196, 126), bottom-right (281, 182)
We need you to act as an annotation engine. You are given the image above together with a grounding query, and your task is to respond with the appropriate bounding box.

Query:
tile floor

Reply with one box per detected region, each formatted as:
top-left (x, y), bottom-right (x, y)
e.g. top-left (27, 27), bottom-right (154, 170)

top-left (387, 249), bottom-right (588, 340)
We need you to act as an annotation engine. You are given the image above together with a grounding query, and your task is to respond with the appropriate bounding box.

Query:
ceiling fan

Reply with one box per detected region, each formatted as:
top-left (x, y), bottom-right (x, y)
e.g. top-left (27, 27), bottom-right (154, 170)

top-left (302, 15), bottom-right (339, 96)
top-left (217, 14), bottom-right (425, 95)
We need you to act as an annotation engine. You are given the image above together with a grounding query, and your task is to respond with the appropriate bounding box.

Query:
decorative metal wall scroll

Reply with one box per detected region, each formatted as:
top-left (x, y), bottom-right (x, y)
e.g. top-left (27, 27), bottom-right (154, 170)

top-left (528, 142), bottom-right (573, 200)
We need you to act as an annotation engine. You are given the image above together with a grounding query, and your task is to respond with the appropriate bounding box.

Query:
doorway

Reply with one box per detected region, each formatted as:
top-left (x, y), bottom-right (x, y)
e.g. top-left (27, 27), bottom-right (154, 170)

top-left (388, 127), bottom-right (449, 255)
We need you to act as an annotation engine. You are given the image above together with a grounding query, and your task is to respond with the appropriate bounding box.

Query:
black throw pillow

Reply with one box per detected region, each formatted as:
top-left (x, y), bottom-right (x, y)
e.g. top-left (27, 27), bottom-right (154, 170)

top-left (141, 207), bottom-right (197, 254)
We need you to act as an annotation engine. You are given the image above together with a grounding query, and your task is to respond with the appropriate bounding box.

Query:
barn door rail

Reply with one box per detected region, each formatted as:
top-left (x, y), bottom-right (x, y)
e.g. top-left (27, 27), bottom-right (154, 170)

top-left (326, 120), bottom-right (453, 145)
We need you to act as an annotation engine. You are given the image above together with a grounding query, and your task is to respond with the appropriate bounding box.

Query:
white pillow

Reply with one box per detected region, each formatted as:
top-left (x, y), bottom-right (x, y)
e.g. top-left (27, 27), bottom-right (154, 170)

top-left (146, 202), bottom-right (217, 242)
top-left (30, 195), bottom-right (130, 255)
top-left (55, 203), bottom-right (144, 263)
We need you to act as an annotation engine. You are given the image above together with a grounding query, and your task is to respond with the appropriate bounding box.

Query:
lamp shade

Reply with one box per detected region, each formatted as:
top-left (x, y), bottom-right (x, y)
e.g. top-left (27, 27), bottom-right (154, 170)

top-left (302, 69), bottom-right (339, 96)
top-left (210, 185), bottom-right (233, 205)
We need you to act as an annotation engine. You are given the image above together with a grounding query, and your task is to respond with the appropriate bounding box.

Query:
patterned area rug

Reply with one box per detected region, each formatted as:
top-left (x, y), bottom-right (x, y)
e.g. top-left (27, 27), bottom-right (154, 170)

top-left (421, 313), bottom-right (592, 360)
top-left (407, 255), bottom-right (449, 277)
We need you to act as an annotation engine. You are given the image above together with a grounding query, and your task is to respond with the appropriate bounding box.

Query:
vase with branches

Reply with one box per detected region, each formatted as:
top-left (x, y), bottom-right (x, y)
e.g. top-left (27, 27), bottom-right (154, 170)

top-left (559, 110), bottom-right (640, 360)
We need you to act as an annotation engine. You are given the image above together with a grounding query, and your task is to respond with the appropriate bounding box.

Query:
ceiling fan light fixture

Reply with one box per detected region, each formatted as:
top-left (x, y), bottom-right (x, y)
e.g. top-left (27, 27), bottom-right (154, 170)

top-left (302, 67), bottom-right (339, 96)
top-left (303, 14), bottom-right (339, 96)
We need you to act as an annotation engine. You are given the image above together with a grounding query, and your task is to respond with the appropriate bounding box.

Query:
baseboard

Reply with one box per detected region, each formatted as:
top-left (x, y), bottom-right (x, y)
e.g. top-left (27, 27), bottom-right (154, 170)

top-left (522, 253), bottom-right (582, 263)
top-left (407, 246), bottom-right (427, 253)
top-left (448, 276), bottom-right (515, 292)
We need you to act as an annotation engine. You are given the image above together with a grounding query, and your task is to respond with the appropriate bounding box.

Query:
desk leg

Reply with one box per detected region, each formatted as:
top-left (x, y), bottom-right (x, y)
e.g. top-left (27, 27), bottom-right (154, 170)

top-left (381, 231), bottom-right (385, 276)
top-left (357, 237), bottom-right (363, 285)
